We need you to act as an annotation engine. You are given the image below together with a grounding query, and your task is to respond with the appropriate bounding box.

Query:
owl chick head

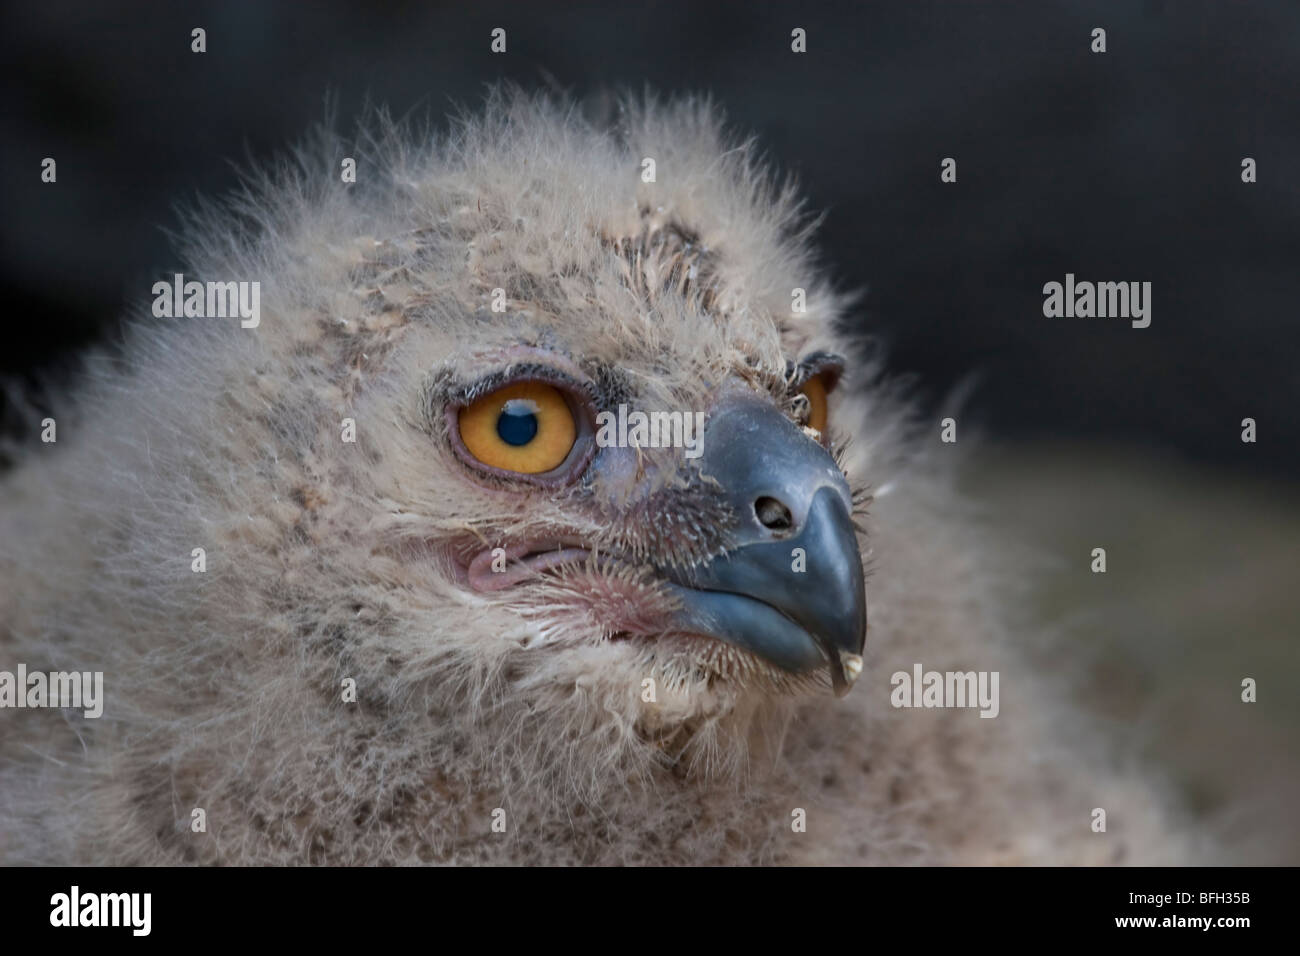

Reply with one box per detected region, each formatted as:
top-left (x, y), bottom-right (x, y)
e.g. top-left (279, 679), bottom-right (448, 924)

top-left (172, 89), bottom-right (870, 779)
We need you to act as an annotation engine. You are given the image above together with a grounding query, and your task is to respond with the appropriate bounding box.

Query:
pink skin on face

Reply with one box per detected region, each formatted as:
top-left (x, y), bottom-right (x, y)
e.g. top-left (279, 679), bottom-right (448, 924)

top-left (466, 540), bottom-right (591, 592)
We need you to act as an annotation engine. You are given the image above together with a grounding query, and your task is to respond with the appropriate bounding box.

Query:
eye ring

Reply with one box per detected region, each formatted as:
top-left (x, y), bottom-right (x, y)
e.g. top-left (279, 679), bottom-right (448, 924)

top-left (446, 376), bottom-right (596, 487)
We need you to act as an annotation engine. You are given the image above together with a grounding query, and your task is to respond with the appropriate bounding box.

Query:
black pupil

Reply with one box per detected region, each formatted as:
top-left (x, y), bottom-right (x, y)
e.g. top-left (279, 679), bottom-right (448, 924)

top-left (497, 400), bottom-right (539, 446)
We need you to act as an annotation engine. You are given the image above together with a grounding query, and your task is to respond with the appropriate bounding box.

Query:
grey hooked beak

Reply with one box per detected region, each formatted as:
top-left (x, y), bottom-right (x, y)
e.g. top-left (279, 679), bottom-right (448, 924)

top-left (661, 395), bottom-right (868, 695)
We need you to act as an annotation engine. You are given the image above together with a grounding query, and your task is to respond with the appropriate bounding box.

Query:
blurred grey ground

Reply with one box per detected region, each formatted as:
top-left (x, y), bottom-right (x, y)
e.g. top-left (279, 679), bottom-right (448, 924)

top-left (968, 443), bottom-right (1300, 863)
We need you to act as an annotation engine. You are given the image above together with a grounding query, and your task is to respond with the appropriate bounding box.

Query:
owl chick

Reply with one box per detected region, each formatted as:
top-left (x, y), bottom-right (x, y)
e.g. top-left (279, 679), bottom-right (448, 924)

top-left (0, 89), bottom-right (1192, 865)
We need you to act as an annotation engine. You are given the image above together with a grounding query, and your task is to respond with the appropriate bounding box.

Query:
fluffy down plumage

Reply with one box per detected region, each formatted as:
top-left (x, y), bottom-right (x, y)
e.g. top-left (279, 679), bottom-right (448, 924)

top-left (0, 89), bottom-right (1194, 865)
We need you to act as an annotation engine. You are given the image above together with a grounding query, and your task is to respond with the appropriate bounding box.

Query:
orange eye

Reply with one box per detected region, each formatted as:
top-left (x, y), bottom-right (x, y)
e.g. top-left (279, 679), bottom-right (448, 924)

top-left (458, 381), bottom-right (577, 474)
top-left (799, 373), bottom-right (830, 436)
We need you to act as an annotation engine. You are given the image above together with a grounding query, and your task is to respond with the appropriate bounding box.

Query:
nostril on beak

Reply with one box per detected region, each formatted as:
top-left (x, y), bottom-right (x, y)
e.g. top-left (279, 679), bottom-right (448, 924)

top-left (754, 496), bottom-right (794, 534)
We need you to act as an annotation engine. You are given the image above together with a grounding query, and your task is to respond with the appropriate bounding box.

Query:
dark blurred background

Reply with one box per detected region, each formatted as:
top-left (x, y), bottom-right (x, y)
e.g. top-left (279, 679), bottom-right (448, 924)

top-left (2, 0), bottom-right (1298, 478)
top-left (1, 0), bottom-right (1297, 860)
